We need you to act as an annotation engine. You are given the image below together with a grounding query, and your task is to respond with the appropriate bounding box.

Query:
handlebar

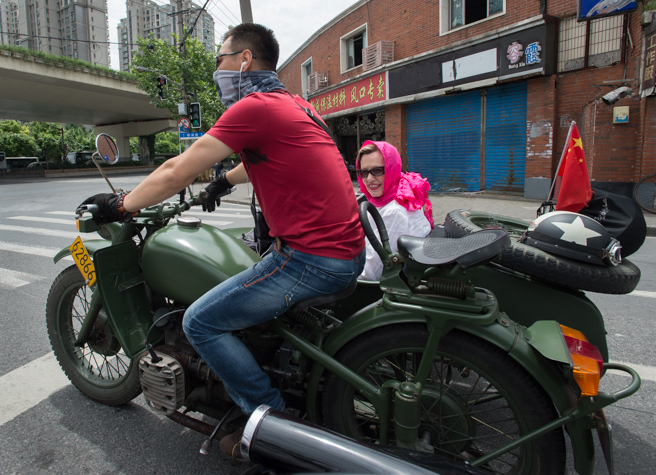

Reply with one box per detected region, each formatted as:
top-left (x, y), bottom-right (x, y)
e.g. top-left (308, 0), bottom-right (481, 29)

top-left (358, 201), bottom-right (393, 269)
top-left (74, 185), bottom-right (237, 223)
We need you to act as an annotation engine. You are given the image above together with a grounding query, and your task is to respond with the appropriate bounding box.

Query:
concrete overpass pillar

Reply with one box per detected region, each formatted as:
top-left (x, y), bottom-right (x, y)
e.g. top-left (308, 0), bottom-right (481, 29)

top-left (94, 119), bottom-right (177, 162)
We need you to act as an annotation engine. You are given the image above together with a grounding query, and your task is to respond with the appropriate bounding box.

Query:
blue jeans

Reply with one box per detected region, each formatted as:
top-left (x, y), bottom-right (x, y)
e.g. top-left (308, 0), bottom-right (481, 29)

top-left (183, 244), bottom-right (365, 415)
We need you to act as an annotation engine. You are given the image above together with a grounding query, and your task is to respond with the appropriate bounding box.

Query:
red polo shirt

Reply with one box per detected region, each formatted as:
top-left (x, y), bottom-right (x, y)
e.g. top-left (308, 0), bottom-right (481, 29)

top-left (207, 90), bottom-right (364, 260)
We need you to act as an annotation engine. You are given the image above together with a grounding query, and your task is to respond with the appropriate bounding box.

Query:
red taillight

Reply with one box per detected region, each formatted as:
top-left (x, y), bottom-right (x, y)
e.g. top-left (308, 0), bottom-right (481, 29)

top-left (560, 325), bottom-right (604, 396)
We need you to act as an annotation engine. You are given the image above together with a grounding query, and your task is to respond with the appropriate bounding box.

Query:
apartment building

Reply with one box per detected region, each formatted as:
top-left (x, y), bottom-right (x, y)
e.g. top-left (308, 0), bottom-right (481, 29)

top-left (0, 0), bottom-right (21, 46)
top-left (118, 0), bottom-right (215, 72)
top-left (0, 0), bottom-right (110, 66)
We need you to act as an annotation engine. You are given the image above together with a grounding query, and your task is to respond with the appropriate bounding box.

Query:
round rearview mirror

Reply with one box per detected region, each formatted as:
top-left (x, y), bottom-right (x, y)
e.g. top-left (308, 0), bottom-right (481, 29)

top-left (95, 133), bottom-right (119, 165)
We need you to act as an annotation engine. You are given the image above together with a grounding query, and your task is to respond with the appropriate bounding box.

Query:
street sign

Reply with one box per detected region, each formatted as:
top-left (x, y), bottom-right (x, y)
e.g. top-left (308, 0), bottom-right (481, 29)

top-left (178, 118), bottom-right (191, 129)
top-left (180, 132), bottom-right (205, 139)
top-left (179, 126), bottom-right (190, 133)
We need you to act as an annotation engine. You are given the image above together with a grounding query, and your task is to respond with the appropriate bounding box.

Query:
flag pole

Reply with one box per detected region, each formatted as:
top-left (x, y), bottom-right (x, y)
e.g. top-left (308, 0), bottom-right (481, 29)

top-left (546, 120), bottom-right (576, 201)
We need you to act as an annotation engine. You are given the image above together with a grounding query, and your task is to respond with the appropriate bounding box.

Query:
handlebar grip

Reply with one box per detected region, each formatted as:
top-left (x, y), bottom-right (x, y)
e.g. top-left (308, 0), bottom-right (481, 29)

top-left (76, 204), bottom-right (99, 217)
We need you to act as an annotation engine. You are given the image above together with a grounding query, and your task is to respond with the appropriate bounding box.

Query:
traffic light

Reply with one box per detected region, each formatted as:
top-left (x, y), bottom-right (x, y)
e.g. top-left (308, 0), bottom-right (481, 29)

top-left (189, 102), bottom-right (201, 129)
top-left (156, 76), bottom-right (167, 99)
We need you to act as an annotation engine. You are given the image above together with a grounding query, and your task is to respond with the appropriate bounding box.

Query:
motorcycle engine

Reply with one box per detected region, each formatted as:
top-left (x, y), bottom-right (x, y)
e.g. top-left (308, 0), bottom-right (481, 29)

top-left (139, 351), bottom-right (186, 415)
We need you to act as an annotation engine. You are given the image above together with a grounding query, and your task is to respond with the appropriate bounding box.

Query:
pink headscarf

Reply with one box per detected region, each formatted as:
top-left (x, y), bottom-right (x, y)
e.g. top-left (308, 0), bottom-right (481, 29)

top-left (356, 140), bottom-right (434, 228)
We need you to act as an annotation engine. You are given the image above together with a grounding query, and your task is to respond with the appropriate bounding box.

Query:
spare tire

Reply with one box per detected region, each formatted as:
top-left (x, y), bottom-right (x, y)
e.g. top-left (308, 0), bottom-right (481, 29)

top-left (444, 209), bottom-right (641, 295)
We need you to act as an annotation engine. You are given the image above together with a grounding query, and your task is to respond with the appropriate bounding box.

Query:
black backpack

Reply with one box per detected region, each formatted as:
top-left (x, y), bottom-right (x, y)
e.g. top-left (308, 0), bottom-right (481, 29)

top-left (580, 189), bottom-right (646, 257)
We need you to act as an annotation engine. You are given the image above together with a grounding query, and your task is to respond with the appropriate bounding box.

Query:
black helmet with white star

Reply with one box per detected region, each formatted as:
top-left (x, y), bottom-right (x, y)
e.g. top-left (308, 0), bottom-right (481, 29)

top-left (521, 211), bottom-right (622, 266)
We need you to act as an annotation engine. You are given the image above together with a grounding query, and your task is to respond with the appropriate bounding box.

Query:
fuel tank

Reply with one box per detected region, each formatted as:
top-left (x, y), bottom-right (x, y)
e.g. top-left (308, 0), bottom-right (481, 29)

top-left (142, 217), bottom-right (261, 305)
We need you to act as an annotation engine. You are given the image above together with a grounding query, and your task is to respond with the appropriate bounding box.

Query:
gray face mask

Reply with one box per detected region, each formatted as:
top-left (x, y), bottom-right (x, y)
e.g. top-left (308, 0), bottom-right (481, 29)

top-left (213, 69), bottom-right (285, 109)
top-left (213, 69), bottom-right (242, 108)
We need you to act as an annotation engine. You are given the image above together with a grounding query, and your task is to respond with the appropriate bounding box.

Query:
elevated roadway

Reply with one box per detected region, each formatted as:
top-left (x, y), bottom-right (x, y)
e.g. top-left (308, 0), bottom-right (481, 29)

top-left (0, 50), bottom-right (176, 158)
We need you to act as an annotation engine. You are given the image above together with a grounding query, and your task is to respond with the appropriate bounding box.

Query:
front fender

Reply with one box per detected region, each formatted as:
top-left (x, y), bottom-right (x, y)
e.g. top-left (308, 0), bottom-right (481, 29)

top-left (53, 239), bottom-right (112, 263)
top-left (307, 303), bottom-right (593, 471)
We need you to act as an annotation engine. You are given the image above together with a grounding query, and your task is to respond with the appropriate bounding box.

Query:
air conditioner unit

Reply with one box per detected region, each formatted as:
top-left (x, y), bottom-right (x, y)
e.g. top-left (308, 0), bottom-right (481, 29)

top-left (308, 72), bottom-right (329, 94)
top-left (362, 40), bottom-right (394, 72)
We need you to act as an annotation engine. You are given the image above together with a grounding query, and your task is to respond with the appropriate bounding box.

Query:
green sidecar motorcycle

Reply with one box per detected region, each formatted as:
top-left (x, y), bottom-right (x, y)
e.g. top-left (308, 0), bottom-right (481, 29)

top-left (46, 134), bottom-right (640, 475)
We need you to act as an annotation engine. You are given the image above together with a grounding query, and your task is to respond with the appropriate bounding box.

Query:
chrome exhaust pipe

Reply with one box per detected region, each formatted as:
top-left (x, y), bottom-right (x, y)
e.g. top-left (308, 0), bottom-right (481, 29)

top-left (240, 405), bottom-right (485, 475)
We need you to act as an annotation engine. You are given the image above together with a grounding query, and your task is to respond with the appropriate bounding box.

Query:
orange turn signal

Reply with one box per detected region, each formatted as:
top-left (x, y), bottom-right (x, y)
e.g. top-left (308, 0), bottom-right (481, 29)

top-left (76, 219), bottom-right (80, 231)
top-left (571, 354), bottom-right (601, 396)
top-left (560, 325), bottom-right (604, 396)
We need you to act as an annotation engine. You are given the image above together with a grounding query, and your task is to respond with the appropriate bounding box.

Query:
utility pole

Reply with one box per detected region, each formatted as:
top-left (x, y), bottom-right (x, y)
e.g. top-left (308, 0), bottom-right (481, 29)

top-left (177, 0), bottom-right (189, 109)
top-left (239, 0), bottom-right (253, 23)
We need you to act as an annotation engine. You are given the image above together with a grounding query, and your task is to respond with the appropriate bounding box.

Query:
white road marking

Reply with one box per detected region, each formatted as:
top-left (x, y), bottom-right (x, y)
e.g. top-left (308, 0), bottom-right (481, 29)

top-left (47, 211), bottom-right (77, 216)
top-left (628, 290), bottom-right (656, 299)
top-left (8, 216), bottom-right (74, 225)
top-left (0, 352), bottom-right (71, 426)
top-left (185, 212), bottom-right (242, 219)
top-left (198, 220), bottom-right (233, 226)
top-left (609, 361), bottom-right (656, 382)
top-left (0, 224), bottom-right (83, 239)
top-left (0, 267), bottom-right (44, 289)
top-left (0, 241), bottom-right (73, 261)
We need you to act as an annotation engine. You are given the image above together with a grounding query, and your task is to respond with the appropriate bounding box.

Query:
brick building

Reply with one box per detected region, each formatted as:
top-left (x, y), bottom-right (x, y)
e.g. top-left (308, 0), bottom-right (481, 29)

top-left (277, 0), bottom-right (655, 199)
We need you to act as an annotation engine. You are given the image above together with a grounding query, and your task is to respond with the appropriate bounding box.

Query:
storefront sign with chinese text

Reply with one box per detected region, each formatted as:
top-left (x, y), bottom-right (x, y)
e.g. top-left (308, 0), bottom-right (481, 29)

top-left (642, 31), bottom-right (656, 95)
top-left (506, 40), bottom-right (542, 69)
top-left (308, 73), bottom-right (387, 116)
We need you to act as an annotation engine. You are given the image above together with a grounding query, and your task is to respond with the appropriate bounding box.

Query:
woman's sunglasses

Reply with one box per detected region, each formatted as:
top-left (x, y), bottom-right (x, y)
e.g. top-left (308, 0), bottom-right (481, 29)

top-left (356, 167), bottom-right (385, 178)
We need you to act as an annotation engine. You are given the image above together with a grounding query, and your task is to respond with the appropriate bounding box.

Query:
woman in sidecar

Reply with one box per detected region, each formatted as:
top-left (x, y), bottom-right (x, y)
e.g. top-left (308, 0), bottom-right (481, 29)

top-left (356, 140), bottom-right (433, 281)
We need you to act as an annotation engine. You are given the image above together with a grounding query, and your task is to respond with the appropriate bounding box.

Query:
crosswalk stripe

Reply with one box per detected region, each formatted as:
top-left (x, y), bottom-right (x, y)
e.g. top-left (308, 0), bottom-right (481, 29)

top-left (0, 241), bottom-right (73, 261)
top-left (186, 213), bottom-right (246, 219)
top-left (8, 216), bottom-right (74, 225)
top-left (199, 220), bottom-right (233, 226)
top-left (0, 352), bottom-right (70, 426)
top-left (0, 224), bottom-right (84, 239)
top-left (47, 211), bottom-right (77, 216)
top-left (0, 267), bottom-right (44, 289)
top-left (628, 290), bottom-right (656, 299)
top-left (609, 361), bottom-right (656, 382)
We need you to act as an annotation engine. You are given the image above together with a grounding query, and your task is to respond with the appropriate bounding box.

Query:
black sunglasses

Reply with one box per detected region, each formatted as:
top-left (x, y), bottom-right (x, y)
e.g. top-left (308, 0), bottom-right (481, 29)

top-left (215, 50), bottom-right (258, 68)
top-left (356, 166), bottom-right (385, 179)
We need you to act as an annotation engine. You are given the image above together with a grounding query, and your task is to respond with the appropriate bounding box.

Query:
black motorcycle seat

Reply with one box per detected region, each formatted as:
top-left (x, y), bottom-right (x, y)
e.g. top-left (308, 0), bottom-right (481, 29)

top-left (397, 229), bottom-right (510, 269)
top-left (293, 280), bottom-right (358, 311)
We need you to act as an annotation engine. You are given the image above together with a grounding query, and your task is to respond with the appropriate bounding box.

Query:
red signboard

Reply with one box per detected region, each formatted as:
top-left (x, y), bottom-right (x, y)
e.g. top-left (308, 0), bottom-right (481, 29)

top-left (308, 73), bottom-right (387, 116)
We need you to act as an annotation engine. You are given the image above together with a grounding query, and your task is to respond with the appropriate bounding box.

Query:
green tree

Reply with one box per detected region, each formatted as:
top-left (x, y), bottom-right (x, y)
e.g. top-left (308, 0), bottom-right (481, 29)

top-left (63, 124), bottom-right (95, 154)
top-left (155, 132), bottom-right (181, 154)
top-left (131, 34), bottom-right (224, 132)
top-left (30, 122), bottom-right (65, 162)
top-left (0, 133), bottom-right (38, 157)
top-left (0, 120), bottom-right (28, 135)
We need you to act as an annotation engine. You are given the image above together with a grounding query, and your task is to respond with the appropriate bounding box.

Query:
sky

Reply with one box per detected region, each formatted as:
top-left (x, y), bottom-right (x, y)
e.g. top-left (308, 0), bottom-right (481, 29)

top-left (106, 0), bottom-right (360, 70)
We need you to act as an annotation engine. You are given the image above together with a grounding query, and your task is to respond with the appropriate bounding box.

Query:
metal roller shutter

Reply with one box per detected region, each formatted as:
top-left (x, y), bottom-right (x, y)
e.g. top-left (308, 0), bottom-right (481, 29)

top-left (484, 82), bottom-right (527, 192)
top-left (407, 91), bottom-right (481, 192)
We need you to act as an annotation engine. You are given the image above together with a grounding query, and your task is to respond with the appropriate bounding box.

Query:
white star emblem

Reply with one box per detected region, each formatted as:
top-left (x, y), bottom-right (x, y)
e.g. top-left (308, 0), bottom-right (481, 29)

top-left (552, 216), bottom-right (601, 245)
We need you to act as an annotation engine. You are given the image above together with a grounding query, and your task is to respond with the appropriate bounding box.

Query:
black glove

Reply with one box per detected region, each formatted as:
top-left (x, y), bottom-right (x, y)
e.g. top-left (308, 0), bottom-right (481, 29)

top-left (79, 193), bottom-right (131, 225)
top-left (202, 171), bottom-right (232, 212)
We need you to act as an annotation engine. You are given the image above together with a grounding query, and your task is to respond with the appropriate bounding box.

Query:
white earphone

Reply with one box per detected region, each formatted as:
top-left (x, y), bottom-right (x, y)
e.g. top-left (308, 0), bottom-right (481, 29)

top-left (240, 61), bottom-right (246, 72)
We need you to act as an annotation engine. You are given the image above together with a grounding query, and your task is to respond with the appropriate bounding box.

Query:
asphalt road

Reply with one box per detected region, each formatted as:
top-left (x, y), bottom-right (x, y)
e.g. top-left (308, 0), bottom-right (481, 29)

top-left (1, 173), bottom-right (655, 475)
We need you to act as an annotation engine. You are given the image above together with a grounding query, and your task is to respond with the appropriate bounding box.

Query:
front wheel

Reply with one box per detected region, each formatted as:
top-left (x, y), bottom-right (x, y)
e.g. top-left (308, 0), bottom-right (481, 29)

top-left (46, 265), bottom-right (142, 405)
top-left (322, 324), bottom-right (566, 475)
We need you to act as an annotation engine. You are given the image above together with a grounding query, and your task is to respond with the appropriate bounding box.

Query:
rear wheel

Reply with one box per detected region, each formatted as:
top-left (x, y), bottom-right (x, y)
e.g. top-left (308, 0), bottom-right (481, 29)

top-left (322, 324), bottom-right (566, 475)
top-left (46, 265), bottom-right (142, 405)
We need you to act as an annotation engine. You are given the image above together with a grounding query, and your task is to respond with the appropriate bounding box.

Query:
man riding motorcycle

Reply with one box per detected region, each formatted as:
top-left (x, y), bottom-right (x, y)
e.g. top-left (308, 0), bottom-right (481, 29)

top-left (80, 23), bottom-right (365, 459)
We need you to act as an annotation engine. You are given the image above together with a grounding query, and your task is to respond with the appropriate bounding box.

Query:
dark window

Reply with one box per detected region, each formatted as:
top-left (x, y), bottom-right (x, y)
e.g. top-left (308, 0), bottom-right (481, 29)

top-left (347, 33), bottom-right (364, 69)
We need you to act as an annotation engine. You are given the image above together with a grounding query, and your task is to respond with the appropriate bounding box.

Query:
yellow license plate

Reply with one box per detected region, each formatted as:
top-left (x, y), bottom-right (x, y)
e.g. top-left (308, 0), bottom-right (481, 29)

top-left (69, 236), bottom-right (96, 287)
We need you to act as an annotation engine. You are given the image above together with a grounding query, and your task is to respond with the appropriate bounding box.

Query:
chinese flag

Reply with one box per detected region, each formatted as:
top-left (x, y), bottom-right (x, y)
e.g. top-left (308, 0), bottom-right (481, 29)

top-left (555, 125), bottom-right (592, 212)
